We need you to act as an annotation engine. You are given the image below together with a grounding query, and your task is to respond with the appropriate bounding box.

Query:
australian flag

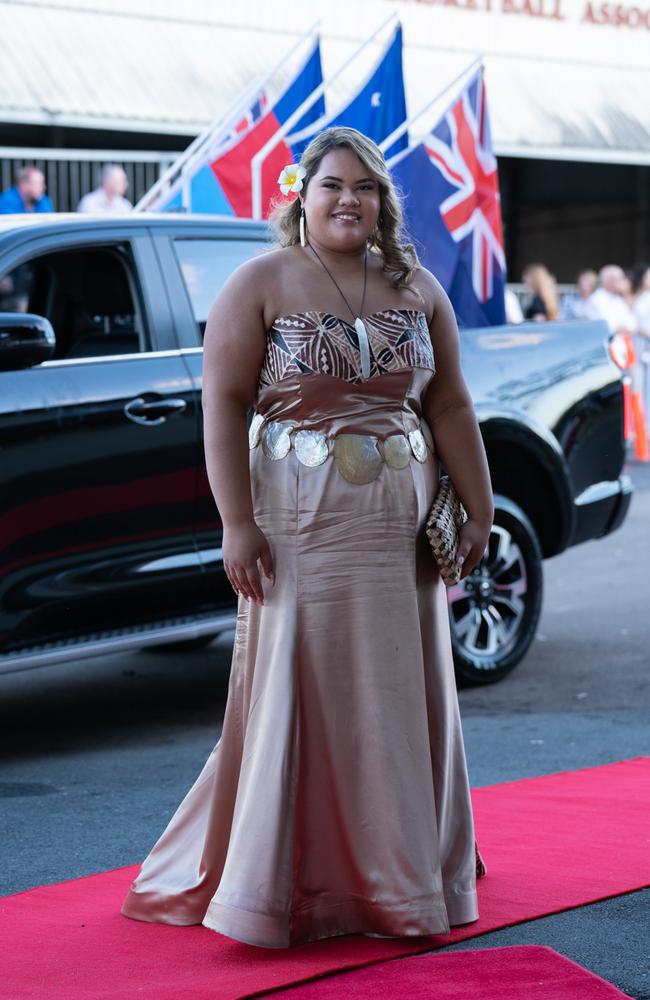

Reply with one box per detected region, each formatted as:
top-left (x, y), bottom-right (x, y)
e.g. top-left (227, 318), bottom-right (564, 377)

top-left (289, 25), bottom-right (408, 163)
top-left (389, 67), bottom-right (506, 327)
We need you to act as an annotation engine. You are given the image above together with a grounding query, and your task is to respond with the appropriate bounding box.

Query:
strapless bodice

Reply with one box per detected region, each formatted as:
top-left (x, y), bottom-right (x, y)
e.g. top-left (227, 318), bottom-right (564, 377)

top-left (258, 308), bottom-right (435, 390)
top-left (254, 307), bottom-right (436, 439)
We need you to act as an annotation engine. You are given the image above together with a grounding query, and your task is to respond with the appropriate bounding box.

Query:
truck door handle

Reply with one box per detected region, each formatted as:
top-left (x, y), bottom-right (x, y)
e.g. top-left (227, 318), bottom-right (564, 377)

top-left (124, 395), bottom-right (187, 425)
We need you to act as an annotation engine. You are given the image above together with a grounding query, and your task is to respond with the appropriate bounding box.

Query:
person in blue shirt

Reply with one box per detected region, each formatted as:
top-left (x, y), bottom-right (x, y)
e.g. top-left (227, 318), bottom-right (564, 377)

top-left (0, 165), bottom-right (54, 213)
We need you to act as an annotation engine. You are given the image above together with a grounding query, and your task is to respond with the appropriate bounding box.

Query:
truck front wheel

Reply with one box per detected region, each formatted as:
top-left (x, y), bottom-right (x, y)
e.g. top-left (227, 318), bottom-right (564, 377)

top-left (448, 494), bottom-right (543, 685)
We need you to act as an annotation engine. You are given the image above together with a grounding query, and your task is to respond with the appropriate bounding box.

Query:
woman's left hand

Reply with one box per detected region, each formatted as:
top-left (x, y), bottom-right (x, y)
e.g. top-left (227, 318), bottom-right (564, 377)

top-left (455, 518), bottom-right (492, 580)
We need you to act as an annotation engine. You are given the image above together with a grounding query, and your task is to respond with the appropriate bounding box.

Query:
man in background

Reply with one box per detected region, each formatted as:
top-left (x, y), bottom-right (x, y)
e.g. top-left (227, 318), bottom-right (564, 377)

top-left (584, 265), bottom-right (637, 336)
top-left (585, 264), bottom-right (648, 455)
top-left (561, 268), bottom-right (598, 320)
top-left (77, 164), bottom-right (133, 213)
top-left (0, 165), bottom-right (52, 309)
top-left (0, 165), bottom-right (54, 213)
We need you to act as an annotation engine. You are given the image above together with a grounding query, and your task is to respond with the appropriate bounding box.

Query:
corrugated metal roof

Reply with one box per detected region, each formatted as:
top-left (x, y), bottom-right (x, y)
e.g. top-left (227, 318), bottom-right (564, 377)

top-left (481, 58), bottom-right (650, 162)
top-left (1, 0), bottom-right (649, 163)
top-left (0, 0), bottom-right (307, 133)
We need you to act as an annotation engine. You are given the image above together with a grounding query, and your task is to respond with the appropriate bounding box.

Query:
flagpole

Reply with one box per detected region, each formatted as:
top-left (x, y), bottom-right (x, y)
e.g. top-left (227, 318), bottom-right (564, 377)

top-left (380, 55), bottom-right (483, 162)
top-left (135, 19), bottom-right (321, 212)
top-left (250, 14), bottom-right (399, 220)
top-left (192, 21), bottom-right (323, 168)
top-left (176, 76), bottom-right (270, 212)
top-left (171, 80), bottom-right (270, 213)
top-left (177, 77), bottom-right (266, 206)
top-left (134, 72), bottom-right (266, 211)
top-left (178, 21), bottom-right (322, 212)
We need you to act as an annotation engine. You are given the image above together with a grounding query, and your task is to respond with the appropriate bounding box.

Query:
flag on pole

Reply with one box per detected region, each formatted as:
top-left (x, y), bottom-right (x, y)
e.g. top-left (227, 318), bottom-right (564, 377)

top-left (136, 77), bottom-right (268, 212)
top-left (389, 67), bottom-right (506, 327)
top-left (143, 31), bottom-right (322, 215)
top-left (161, 92), bottom-right (271, 214)
top-left (249, 15), bottom-right (399, 219)
top-left (210, 36), bottom-right (325, 217)
top-left (288, 25), bottom-right (408, 163)
top-left (229, 94), bottom-right (269, 141)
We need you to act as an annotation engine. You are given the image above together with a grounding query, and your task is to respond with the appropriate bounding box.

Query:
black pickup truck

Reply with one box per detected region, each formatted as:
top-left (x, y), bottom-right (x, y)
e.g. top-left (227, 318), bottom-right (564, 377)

top-left (0, 214), bottom-right (632, 684)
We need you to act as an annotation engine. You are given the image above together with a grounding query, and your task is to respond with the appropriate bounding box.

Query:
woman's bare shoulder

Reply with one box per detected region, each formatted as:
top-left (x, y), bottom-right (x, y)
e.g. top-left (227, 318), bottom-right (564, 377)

top-left (212, 245), bottom-right (299, 314)
top-left (407, 266), bottom-right (446, 324)
top-left (234, 244), bottom-right (299, 278)
top-left (410, 265), bottom-right (460, 340)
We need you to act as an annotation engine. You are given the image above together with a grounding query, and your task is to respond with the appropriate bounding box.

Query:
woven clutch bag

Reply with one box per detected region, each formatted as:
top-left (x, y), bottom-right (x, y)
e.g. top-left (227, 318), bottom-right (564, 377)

top-left (425, 475), bottom-right (468, 586)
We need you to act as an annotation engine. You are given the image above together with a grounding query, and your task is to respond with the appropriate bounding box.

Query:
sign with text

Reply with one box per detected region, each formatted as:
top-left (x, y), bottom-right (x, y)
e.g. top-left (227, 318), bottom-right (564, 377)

top-left (404, 0), bottom-right (650, 30)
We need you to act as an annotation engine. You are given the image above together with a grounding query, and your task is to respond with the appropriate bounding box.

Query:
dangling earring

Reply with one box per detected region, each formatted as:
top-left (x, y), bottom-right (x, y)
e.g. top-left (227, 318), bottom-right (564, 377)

top-left (299, 205), bottom-right (306, 247)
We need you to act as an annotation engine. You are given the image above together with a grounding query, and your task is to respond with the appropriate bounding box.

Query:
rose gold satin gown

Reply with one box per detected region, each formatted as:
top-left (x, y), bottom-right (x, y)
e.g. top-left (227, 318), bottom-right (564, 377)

top-left (121, 308), bottom-right (480, 948)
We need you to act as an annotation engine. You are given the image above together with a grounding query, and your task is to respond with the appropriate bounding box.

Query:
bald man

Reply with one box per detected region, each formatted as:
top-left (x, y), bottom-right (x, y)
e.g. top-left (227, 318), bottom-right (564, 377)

top-left (584, 265), bottom-right (637, 337)
top-left (585, 265), bottom-right (650, 445)
top-left (77, 164), bottom-right (133, 214)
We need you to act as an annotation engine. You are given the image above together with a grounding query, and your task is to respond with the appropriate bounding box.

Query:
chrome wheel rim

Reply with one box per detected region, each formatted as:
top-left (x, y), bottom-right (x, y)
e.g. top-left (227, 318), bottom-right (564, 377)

top-left (447, 524), bottom-right (529, 665)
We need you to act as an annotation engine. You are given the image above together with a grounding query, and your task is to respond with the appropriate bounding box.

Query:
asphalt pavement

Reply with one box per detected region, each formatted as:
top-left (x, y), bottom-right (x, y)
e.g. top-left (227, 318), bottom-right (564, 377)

top-left (1, 460), bottom-right (648, 999)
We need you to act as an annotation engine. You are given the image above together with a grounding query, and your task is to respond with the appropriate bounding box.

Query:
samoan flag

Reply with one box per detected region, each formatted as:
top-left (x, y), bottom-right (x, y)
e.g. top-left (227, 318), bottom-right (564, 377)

top-left (209, 36), bottom-right (325, 217)
top-left (289, 25), bottom-right (408, 165)
top-left (389, 67), bottom-right (506, 327)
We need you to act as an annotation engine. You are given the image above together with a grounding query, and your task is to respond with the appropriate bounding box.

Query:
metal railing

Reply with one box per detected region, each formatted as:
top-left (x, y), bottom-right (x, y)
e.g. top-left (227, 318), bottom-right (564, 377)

top-left (0, 147), bottom-right (177, 213)
top-left (508, 282), bottom-right (575, 307)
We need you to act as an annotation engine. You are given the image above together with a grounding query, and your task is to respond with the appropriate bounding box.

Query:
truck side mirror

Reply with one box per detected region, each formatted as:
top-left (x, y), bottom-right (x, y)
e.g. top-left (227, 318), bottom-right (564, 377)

top-left (0, 313), bottom-right (56, 370)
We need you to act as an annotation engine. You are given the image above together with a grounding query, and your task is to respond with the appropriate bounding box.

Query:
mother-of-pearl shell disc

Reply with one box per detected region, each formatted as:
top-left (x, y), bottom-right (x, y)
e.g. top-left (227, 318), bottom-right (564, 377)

top-left (262, 420), bottom-right (292, 459)
top-left (408, 428), bottom-right (428, 463)
top-left (248, 412), bottom-right (265, 448)
top-left (294, 429), bottom-right (329, 467)
top-left (383, 433), bottom-right (411, 469)
top-left (333, 433), bottom-right (383, 484)
top-left (420, 420), bottom-right (435, 454)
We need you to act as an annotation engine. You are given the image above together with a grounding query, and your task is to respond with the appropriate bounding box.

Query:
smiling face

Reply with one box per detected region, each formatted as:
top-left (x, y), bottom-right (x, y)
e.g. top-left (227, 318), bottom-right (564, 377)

top-left (300, 146), bottom-right (382, 254)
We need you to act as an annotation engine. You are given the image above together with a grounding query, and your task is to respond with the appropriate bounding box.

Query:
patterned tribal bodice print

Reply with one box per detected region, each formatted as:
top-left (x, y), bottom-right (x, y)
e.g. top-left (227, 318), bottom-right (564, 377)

top-left (258, 308), bottom-right (435, 389)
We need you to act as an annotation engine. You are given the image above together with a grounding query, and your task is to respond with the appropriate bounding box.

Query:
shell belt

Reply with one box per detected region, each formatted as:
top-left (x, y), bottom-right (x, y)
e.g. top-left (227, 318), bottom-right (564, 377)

top-left (248, 413), bottom-right (435, 485)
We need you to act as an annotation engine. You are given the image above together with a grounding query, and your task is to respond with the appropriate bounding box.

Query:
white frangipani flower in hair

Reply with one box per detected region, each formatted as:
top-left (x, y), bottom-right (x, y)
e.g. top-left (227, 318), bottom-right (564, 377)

top-left (277, 164), bottom-right (306, 195)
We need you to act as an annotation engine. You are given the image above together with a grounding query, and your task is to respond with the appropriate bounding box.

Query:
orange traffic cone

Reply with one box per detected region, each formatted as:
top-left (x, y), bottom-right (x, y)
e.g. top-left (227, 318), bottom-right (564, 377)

top-left (623, 333), bottom-right (637, 367)
top-left (620, 333), bottom-right (649, 460)
top-left (622, 376), bottom-right (633, 441)
top-left (630, 389), bottom-right (650, 461)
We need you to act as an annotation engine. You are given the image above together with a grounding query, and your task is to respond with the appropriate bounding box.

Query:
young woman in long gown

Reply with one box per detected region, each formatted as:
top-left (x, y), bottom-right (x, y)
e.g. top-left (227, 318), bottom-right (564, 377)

top-left (121, 127), bottom-right (494, 949)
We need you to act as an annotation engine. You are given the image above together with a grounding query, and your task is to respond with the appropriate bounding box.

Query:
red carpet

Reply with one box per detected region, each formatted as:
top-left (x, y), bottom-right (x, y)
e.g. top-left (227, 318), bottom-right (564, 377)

top-left (268, 945), bottom-right (634, 999)
top-left (1, 757), bottom-right (648, 1000)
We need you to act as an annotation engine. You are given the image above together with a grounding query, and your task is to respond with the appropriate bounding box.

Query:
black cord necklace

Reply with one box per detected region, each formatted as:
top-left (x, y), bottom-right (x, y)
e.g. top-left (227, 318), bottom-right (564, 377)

top-left (307, 241), bottom-right (371, 379)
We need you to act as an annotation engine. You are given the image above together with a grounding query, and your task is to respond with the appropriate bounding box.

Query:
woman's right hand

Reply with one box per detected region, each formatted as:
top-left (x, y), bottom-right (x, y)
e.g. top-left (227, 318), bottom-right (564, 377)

top-left (223, 521), bottom-right (275, 604)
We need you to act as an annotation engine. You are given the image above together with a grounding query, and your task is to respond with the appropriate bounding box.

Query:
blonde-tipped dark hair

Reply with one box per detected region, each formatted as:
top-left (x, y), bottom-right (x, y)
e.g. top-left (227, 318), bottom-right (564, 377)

top-left (268, 126), bottom-right (420, 289)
